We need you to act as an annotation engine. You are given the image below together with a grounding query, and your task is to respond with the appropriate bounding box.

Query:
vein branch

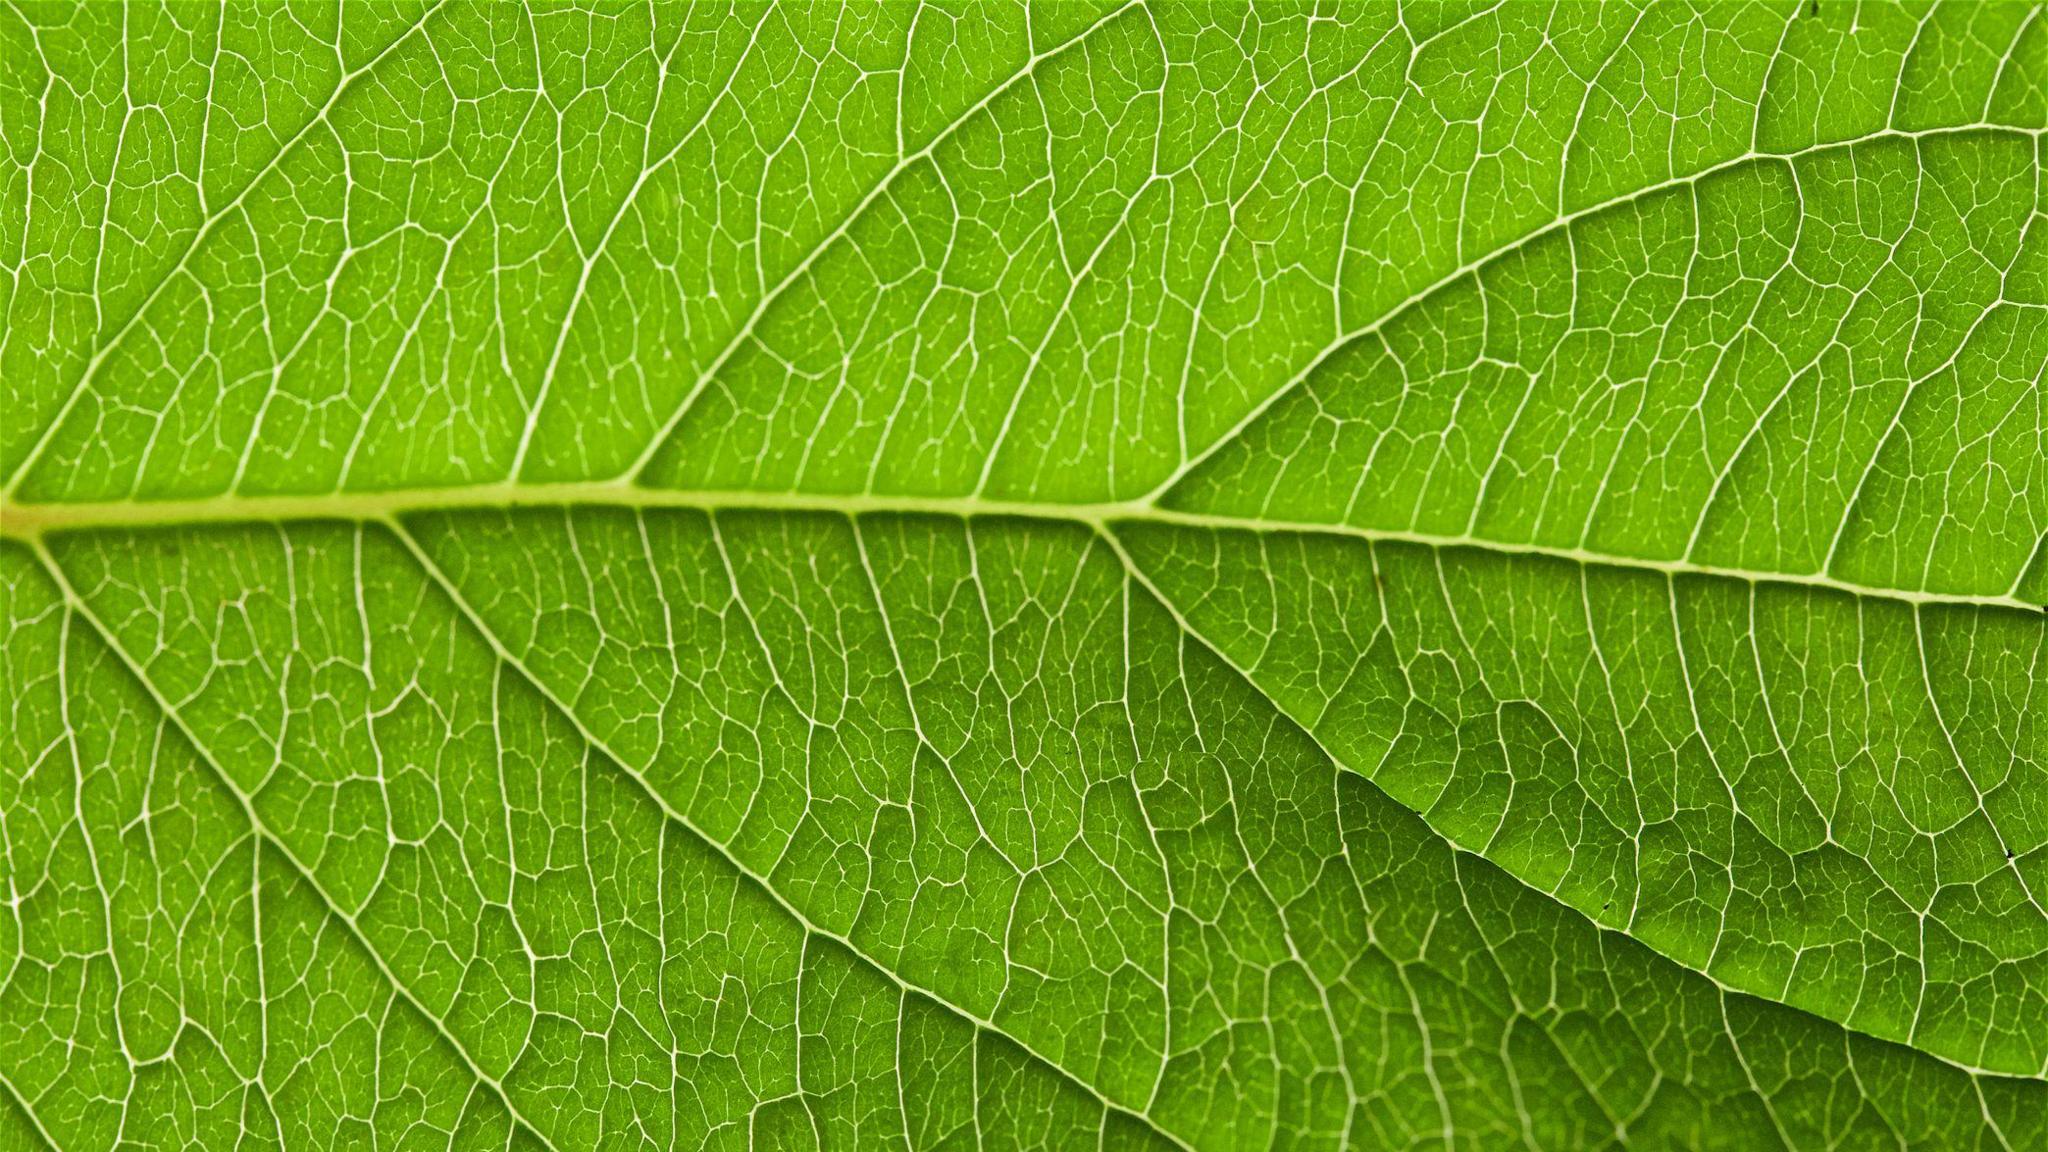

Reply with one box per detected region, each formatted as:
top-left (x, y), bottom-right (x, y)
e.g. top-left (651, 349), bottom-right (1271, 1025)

top-left (383, 516), bottom-right (1200, 1152)
top-left (26, 541), bottom-right (569, 1152)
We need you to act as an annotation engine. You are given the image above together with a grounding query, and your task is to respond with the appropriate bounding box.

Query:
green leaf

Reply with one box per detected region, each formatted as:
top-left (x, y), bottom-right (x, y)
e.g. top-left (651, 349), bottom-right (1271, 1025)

top-left (3, 3), bottom-right (2044, 1149)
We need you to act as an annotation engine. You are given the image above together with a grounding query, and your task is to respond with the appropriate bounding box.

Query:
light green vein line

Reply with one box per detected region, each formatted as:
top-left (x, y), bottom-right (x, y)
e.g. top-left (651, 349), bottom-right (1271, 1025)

top-left (0, 1069), bottom-right (60, 1152)
top-left (616, 0), bottom-right (1147, 484)
top-left (1, 2), bottom-right (449, 499)
top-left (26, 541), bottom-right (568, 1152)
top-left (383, 514), bottom-right (1202, 1152)
top-left (1094, 519), bottom-right (2048, 1087)
top-left (3, 484), bottom-right (2036, 614)
top-left (1146, 121), bottom-right (2048, 507)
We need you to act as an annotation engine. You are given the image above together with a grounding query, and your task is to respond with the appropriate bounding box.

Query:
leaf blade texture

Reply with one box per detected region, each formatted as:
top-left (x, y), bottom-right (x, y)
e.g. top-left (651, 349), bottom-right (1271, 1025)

top-left (3, 2), bottom-right (2045, 1149)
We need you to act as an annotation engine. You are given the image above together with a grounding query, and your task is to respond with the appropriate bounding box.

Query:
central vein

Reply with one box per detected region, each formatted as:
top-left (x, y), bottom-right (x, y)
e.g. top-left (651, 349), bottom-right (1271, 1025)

top-left (0, 483), bottom-right (2034, 614)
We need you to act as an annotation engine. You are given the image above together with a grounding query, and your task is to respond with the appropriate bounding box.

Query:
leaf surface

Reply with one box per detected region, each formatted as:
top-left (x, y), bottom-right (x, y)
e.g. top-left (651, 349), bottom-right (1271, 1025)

top-left (3, 2), bottom-right (2046, 1149)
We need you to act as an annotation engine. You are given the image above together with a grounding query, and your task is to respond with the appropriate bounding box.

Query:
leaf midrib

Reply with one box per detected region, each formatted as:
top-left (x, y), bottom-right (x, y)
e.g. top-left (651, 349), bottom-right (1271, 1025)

top-left (3, 483), bottom-right (2036, 613)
